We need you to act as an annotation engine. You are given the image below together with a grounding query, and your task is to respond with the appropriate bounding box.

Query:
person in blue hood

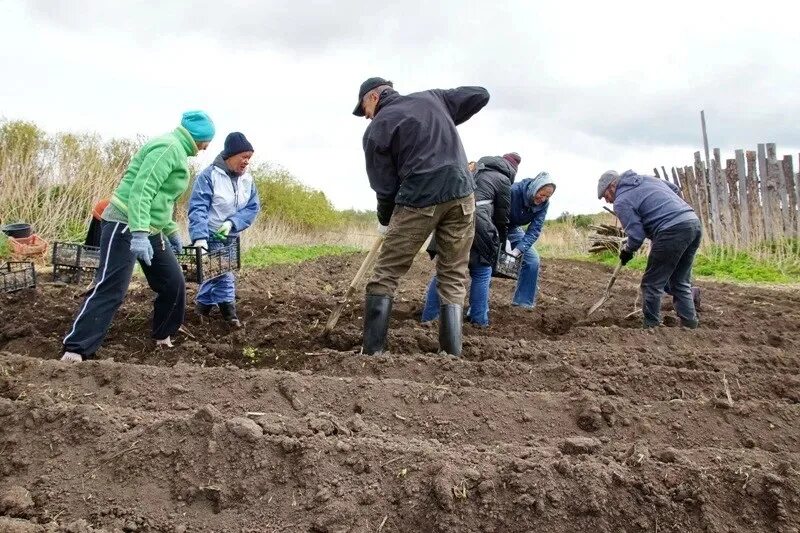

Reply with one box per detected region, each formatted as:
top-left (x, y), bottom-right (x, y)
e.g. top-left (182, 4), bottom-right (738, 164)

top-left (598, 170), bottom-right (701, 328)
top-left (188, 132), bottom-right (261, 327)
top-left (507, 172), bottom-right (556, 308)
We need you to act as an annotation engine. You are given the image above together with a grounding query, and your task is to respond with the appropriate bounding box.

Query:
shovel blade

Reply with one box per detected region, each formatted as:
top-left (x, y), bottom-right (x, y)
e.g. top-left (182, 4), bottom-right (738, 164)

top-left (587, 294), bottom-right (609, 316)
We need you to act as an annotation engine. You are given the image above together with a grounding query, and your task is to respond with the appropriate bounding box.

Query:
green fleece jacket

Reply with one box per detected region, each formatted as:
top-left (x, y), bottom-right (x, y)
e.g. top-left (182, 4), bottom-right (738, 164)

top-left (110, 126), bottom-right (197, 235)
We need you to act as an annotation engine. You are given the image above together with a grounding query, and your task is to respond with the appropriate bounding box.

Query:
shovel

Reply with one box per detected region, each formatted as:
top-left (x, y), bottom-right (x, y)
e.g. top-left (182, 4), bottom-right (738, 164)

top-left (587, 262), bottom-right (624, 317)
top-left (323, 235), bottom-right (384, 335)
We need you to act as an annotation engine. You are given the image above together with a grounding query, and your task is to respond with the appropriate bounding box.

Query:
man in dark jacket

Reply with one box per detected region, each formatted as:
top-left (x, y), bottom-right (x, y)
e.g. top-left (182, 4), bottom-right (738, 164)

top-left (598, 170), bottom-right (702, 328)
top-left (421, 153), bottom-right (518, 327)
top-left (353, 77), bottom-right (490, 355)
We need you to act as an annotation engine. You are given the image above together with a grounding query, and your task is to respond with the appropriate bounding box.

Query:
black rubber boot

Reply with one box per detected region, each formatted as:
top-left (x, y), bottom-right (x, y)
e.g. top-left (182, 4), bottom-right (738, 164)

top-left (691, 287), bottom-right (701, 312)
top-left (362, 294), bottom-right (392, 355)
top-left (439, 304), bottom-right (463, 356)
top-left (219, 302), bottom-right (242, 328)
top-left (195, 302), bottom-right (214, 317)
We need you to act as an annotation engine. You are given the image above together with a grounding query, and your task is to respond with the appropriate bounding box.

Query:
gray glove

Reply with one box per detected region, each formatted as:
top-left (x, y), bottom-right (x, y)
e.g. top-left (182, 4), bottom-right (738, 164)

top-left (130, 231), bottom-right (154, 266)
top-left (167, 232), bottom-right (183, 255)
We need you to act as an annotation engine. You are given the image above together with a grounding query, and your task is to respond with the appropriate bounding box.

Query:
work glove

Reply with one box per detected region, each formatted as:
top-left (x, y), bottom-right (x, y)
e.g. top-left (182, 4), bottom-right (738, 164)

top-left (619, 248), bottom-right (634, 266)
top-left (377, 224), bottom-right (389, 236)
top-left (510, 248), bottom-right (522, 258)
top-left (167, 232), bottom-right (183, 255)
top-left (130, 231), bottom-right (154, 266)
top-left (193, 239), bottom-right (208, 251)
top-left (213, 220), bottom-right (233, 241)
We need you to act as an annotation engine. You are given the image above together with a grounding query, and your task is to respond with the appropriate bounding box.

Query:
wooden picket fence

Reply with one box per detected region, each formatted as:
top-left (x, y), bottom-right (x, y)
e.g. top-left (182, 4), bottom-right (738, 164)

top-left (653, 143), bottom-right (800, 248)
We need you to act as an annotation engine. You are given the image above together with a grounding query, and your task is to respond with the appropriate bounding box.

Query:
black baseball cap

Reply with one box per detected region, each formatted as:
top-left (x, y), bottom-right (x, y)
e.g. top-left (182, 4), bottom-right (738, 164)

top-left (352, 77), bottom-right (393, 116)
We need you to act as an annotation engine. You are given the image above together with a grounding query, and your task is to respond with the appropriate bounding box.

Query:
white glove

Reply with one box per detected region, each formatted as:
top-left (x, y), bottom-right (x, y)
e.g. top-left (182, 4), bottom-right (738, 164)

top-left (193, 239), bottom-right (208, 251)
top-left (377, 224), bottom-right (389, 235)
top-left (505, 240), bottom-right (513, 254)
top-left (510, 248), bottom-right (522, 258)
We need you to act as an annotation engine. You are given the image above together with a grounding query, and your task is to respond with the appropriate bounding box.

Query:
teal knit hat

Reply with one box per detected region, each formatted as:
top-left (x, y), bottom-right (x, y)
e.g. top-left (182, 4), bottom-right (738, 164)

top-left (180, 110), bottom-right (215, 142)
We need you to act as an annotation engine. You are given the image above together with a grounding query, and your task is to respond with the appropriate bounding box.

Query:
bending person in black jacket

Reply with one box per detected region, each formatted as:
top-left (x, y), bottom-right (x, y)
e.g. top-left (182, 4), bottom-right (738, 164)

top-left (353, 77), bottom-right (490, 356)
top-left (421, 153), bottom-right (519, 327)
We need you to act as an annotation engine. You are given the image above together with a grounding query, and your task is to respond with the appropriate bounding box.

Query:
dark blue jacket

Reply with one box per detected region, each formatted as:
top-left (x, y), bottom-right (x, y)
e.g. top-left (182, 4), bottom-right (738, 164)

top-left (509, 173), bottom-right (556, 253)
top-left (471, 156), bottom-right (516, 265)
top-left (363, 86), bottom-right (490, 225)
top-left (614, 170), bottom-right (698, 253)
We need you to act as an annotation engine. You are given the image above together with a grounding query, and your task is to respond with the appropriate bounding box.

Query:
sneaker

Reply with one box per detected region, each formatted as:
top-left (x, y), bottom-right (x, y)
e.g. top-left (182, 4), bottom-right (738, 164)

top-left (155, 336), bottom-right (174, 348)
top-left (60, 351), bottom-right (82, 363)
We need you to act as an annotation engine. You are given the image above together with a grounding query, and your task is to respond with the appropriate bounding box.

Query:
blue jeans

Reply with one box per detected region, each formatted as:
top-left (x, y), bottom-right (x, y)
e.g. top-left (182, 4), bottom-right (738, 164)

top-left (196, 239), bottom-right (236, 305)
top-left (508, 227), bottom-right (541, 308)
top-left (422, 263), bottom-right (493, 326)
top-left (642, 220), bottom-right (702, 327)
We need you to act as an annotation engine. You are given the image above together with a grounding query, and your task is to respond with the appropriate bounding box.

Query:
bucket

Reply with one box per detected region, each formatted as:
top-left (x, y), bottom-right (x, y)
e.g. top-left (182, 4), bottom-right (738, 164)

top-left (1, 223), bottom-right (33, 239)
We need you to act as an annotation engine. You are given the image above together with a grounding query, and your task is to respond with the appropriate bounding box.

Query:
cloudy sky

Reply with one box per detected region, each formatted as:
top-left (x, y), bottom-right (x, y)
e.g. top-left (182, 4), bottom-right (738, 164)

top-left (2, 0), bottom-right (799, 217)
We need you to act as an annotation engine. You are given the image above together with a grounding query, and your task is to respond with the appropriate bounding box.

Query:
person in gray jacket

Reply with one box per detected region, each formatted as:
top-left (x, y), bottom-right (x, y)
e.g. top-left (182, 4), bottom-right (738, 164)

top-left (598, 170), bottom-right (702, 328)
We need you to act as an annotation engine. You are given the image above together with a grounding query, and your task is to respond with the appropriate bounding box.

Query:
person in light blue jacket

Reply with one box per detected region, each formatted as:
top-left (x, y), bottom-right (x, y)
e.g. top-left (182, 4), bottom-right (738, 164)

top-left (507, 172), bottom-right (557, 307)
top-left (188, 132), bottom-right (260, 327)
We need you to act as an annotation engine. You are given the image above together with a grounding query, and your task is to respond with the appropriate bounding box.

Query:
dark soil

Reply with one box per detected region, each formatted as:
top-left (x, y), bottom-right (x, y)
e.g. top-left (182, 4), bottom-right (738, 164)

top-left (1, 256), bottom-right (798, 532)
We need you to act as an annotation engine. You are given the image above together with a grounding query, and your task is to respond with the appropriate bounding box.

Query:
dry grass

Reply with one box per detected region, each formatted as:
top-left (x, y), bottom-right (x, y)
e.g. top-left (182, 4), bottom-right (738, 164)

top-left (0, 121), bottom-right (135, 241)
top-left (243, 218), bottom-right (375, 250)
top-left (0, 120), bottom-right (374, 250)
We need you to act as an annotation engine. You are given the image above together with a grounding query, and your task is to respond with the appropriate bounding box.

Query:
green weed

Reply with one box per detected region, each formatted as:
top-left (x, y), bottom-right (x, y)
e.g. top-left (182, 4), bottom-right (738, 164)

top-left (242, 244), bottom-right (359, 268)
top-left (242, 346), bottom-right (262, 365)
top-left (586, 247), bottom-right (800, 283)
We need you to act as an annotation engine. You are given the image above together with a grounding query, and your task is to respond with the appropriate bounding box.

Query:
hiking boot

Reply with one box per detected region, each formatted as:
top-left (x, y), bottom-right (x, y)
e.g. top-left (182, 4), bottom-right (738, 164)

top-left (439, 304), bottom-right (463, 356)
top-left (680, 317), bottom-right (699, 329)
top-left (219, 302), bottom-right (242, 328)
top-left (362, 294), bottom-right (392, 355)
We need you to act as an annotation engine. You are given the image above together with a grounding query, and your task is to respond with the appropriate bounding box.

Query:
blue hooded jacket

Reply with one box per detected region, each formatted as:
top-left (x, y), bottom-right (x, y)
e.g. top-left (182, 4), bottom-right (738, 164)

top-left (614, 170), bottom-right (698, 253)
top-left (509, 172), bottom-right (556, 253)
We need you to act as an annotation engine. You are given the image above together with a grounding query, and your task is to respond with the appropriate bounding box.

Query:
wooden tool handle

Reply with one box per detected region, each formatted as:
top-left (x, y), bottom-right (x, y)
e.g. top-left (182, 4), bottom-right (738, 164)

top-left (349, 235), bottom-right (384, 290)
top-left (606, 263), bottom-right (623, 292)
top-left (323, 235), bottom-right (384, 334)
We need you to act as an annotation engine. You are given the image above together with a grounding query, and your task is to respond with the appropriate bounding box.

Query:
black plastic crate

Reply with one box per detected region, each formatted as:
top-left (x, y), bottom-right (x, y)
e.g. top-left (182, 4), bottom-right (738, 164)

top-left (1, 261), bottom-right (37, 293)
top-left (177, 236), bottom-right (241, 284)
top-left (493, 248), bottom-right (521, 280)
top-left (52, 241), bottom-right (100, 284)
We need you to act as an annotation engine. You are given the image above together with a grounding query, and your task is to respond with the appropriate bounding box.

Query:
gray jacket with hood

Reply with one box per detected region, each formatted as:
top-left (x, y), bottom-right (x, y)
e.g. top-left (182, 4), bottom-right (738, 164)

top-left (614, 170), bottom-right (698, 253)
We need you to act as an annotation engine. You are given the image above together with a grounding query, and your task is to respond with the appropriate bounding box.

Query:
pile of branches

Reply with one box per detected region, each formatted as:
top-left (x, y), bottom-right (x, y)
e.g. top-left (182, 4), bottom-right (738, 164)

top-left (588, 223), bottom-right (626, 254)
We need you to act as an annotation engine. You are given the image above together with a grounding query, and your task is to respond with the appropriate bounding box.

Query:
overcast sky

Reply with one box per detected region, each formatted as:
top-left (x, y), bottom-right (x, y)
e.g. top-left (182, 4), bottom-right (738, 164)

top-left (2, 0), bottom-right (799, 217)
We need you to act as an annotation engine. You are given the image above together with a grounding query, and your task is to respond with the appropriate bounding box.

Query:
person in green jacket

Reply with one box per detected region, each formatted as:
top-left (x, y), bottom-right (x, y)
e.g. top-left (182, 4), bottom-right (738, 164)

top-left (61, 111), bottom-right (215, 362)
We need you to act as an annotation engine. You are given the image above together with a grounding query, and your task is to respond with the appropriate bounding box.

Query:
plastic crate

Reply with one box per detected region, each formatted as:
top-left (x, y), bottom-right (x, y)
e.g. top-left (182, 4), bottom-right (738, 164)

top-left (52, 242), bottom-right (101, 284)
top-left (177, 236), bottom-right (241, 284)
top-left (493, 249), bottom-right (521, 280)
top-left (1, 261), bottom-right (37, 293)
top-left (10, 234), bottom-right (48, 260)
